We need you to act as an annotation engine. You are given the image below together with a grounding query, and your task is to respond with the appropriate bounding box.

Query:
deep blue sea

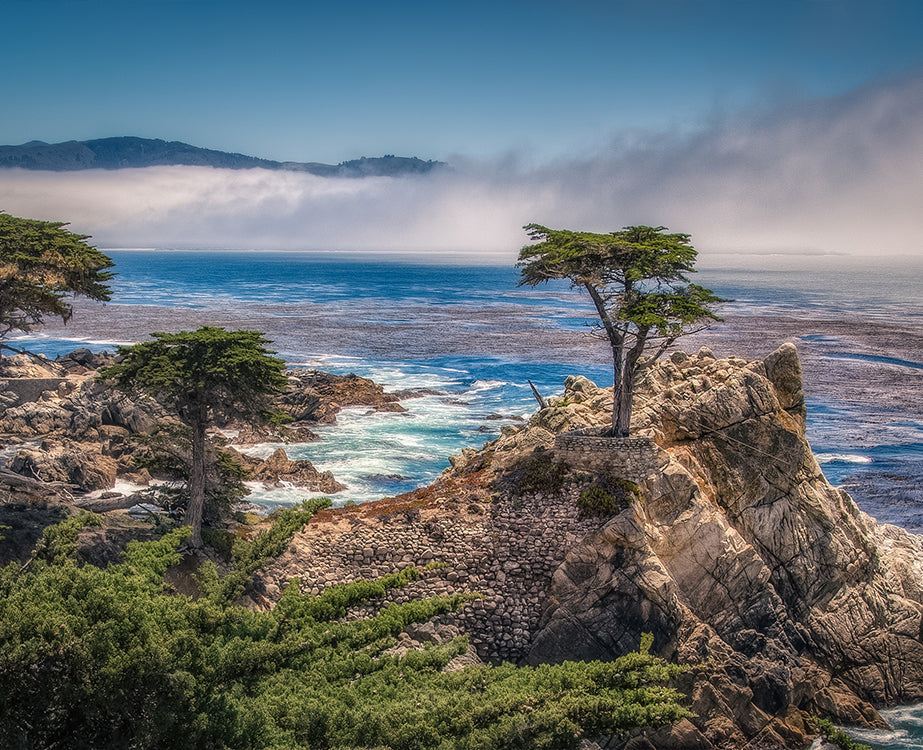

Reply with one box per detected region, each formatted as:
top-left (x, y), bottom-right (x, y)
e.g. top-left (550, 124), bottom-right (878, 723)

top-left (12, 249), bottom-right (923, 749)
top-left (16, 250), bottom-right (921, 511)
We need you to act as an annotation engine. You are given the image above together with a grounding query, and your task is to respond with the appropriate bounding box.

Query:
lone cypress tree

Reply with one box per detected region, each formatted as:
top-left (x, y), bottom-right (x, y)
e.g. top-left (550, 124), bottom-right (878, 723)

top-left (519, 224), bottom-right (724, 437)
top-left (101, 327), bottom-right (288, 547)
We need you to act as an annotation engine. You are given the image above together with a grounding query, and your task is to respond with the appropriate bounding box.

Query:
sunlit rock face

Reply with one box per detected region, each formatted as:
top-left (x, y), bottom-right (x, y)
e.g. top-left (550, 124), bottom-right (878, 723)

top-left (528, 344), bottom-right (923, 746)
top-left (257, 343), bottom-right (923, 749)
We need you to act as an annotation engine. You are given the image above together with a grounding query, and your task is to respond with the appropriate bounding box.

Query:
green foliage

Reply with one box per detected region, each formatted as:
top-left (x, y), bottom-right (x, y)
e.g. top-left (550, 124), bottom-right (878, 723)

top-left (513, 450), bottom-right (569, 494)
top-left (808, 717), bottom-right (873, 750)
top-left (578, 486), bottom-right (623, 516)
top-left (610, 476), bottom-right (642, 499)
top-left (203, 498), bottom-right (333, 605)
top-left (0, 513), bottom-right (690, 750)
top-left (0, 212), bottom-right (115, 344)
top-left (32, 511), bottom-right (101, 563)
top-left (518, 224), bottom-right (725, 437)
top-left (578, 478), bottom-right (640, 516)
top-left (100, 327), bottom-right (288, 547)
top-left (100, 326), bottom-right (288, 419)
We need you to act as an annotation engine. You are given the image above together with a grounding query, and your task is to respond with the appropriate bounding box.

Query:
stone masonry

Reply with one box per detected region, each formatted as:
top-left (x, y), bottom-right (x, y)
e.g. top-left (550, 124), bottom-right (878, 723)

top-left (254, 478), bottom-right (614, 665)
top-left (554, 429), bottom-right (661, 482)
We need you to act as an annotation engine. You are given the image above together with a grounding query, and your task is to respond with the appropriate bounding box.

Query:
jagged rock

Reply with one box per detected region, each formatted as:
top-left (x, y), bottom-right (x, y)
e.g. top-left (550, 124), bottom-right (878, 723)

top-left (763, 342), bottom-right (806, 418)
top-left (0, 401), bottom-right (80, 437)
top-left (0, 377), bottom-right (163, 439)
top-left (278, 369), bottom-right (404, 424)
top-left (56, 348), bottom-right (115, 374)
top-left (0, 353), bottom-right (59, 378)
top-left (239, 448), bottom-right (346, 494)
top-left (523, 344), bottom-right (923, 744)
top-left (10, 439), bottom-right (117, 492)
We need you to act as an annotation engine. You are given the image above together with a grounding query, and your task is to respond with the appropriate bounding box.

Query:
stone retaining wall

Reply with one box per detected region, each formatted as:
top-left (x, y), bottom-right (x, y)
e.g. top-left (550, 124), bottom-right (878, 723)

top-left (554, 429), bottom-right (660, 481)
top-left (254, 485), bottom-right (612, 665)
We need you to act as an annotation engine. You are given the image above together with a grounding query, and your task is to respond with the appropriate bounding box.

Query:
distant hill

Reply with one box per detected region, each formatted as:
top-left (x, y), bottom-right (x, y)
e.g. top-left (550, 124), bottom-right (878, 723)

top-left (0, 137), bottom-right (445, 177)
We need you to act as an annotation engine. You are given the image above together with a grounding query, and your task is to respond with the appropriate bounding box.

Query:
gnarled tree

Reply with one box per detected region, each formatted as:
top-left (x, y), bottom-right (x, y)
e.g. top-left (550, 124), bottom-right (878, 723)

top-left (519, 224), bottom-right (724, 437)
top-left (100, 327), bottom-right (288, 548)
top-left (0, 212), bottom-right (114, 354)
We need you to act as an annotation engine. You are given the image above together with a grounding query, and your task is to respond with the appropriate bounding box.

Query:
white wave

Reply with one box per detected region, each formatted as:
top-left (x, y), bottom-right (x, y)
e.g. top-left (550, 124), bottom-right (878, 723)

top-left (9, 332), bottom-right (133, 348)
top-left (819, 453), bottom-right (874, 465)
top-left (468, 379), bottom-right (510, 391)
top-left (847, 709), bottom-right (923, 750)
top-left (81, 478), bottom-right (169, 506)
top-left (244, 482), bottom-right (333, 512)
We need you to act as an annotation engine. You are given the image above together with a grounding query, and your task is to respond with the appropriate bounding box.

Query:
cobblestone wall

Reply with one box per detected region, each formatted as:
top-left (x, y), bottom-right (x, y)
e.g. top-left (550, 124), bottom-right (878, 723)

top-left (254, 484), bottom-right (612, 665)
top-left (554, 429), bottom-right (660, 481)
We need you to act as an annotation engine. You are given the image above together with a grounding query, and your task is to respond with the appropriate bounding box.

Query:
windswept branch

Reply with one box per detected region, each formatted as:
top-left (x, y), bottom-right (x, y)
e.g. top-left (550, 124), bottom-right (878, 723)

top-left (518, 223), bottom-right (726, 436)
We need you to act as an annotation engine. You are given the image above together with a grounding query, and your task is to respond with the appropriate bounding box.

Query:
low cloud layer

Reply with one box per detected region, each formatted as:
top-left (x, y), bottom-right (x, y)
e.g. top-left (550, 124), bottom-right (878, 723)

top-left (1, 71), bottom-right (920, 261)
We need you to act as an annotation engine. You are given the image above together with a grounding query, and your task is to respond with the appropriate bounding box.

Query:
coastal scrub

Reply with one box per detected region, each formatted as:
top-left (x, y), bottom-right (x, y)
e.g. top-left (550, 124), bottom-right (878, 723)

top-left (0, 508), bottom-right (689, 749)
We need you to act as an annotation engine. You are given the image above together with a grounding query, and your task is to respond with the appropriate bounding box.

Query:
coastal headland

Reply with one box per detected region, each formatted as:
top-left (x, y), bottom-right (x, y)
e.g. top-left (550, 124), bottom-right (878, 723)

top-left (2, 343), bottom-right (922, 748)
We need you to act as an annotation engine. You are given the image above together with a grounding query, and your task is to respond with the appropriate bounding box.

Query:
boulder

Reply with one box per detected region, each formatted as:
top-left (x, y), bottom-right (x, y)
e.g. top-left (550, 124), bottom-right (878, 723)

top-left (239, 448), bottom-right (346, 494)
top-left (10, 440), bottom-right (117, 492)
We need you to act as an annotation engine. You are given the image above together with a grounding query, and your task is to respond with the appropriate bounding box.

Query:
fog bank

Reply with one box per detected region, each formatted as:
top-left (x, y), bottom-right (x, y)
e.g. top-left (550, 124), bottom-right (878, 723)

top-left (1, 71), bottom-right (920, 261)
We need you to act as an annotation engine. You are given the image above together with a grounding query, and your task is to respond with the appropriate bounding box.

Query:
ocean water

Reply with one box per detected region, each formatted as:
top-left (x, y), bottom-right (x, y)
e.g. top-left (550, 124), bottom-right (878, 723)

top-left (847, 705), bottom-right (923, 750)
top-left (10, 249), bottom-right (923, 747)
top-left (15, 251), bottom-right (922, 517)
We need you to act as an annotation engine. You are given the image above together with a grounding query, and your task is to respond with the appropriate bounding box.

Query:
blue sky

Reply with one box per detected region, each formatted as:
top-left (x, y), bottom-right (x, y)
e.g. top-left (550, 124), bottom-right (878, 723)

top-left (3, 0), bottom-right (922, 162)
top-left (1, 0), bottom-right (921, 258)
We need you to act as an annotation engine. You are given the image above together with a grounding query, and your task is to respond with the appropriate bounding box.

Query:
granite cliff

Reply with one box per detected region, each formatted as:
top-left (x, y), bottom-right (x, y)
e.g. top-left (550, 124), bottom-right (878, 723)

top-left (253, 344), bottom-right (923, 749)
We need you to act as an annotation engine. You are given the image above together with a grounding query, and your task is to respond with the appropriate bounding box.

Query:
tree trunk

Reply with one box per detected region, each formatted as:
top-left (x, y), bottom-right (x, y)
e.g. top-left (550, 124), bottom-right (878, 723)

top-left (584, 282), bottom-right (628, 438)
top-left (610, 344), bottom-right (625, 437)
top-left (615, 367), bottom-right (632, 437)
top-left (612, 327), bottom-right (649, 438)
top-left (187, 411), bottom-right (207, 548)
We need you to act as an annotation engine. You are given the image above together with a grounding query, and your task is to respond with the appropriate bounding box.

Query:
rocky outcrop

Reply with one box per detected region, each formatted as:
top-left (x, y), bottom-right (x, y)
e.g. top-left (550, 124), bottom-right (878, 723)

top-left (255, 344), bottom-right (923, 750)
top-left (220, 369), bottom-right (407, 445)
top-left (523, 344), bottom-right (923, 744)
top-left (0, 377), bottom-right (164, 440)
top-left (10, 439), bottom-right (117, 492)
top-left (236, 448), bottom-right (346, 494)
top-left (1, 355), bottom-right (406, 511)
top-left (277, 369), bottom-right (407, 424)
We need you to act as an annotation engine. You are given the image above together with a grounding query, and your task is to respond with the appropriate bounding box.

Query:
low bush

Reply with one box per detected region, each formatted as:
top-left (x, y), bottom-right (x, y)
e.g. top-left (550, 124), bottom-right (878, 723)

top-left (578, 477), bottom-right (640, 516)
top-left (0, 508), bottom-right (690, 749)
top-left (513, 450), bottom-right (569, 494)
top-left (808, 717), bottom-right (873, 750)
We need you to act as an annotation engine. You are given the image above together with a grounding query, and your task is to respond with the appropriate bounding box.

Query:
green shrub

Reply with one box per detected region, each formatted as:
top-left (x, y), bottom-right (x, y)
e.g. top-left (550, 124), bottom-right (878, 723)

top-left (202, 497), bottom-right (333, 605)
top-left (808, 717), bottom-right (873, 750)
top-left (578, 486), bottom-right (623, 515)
top-left (513, 450), bottom-right (569, 494)
top-left (608, 476), bottom-right (642, 501)
top-left (0, 511), bottom-right (690, 750)
top-left (578, 478), bottom-right (640, 517)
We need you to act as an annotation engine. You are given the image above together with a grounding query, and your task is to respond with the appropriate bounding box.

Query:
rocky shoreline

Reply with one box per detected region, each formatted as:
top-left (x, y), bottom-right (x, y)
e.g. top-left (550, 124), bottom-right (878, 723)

top-left (248, 344), bottom-right (923, 750)
top-left (2, 343), bottom-right (922, 749)
top-left (0, 349), bottom-right (406, 556)
top-left (30, 294), bottom-right (923, 528)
